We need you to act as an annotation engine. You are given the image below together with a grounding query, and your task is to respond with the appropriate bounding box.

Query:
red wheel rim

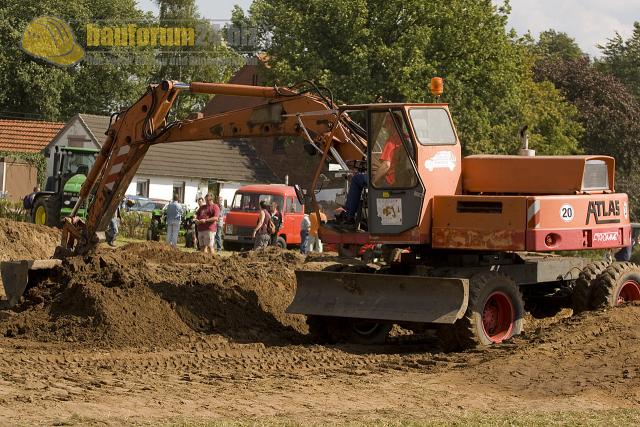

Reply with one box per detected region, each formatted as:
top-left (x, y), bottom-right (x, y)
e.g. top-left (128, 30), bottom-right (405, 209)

top-left (616, 279), bottom-right (640, 305)
top-left (481, 291), bottom-right (514, 343)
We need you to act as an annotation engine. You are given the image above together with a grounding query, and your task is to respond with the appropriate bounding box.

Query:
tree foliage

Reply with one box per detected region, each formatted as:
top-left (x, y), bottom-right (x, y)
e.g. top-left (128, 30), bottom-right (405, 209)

top-left (151, 0), bottom-right (244, 119)
top-left (0, 0), bottom-right (150, 121)
top-left (598, 22), bottom-right (640, 99)
top-left (536, 30), bottom-right (584, 61)
top-left (533, 57), bottom-right (640, 172)
top-left (249, 0), bottom-right (582, 155)
top-left (0, 0), bottom-right (242, 122)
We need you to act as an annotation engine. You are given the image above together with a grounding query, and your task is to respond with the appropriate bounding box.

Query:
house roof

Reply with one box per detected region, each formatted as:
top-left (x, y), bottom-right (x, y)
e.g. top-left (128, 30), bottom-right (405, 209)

top-left (77, 114), bottom-right (110, 146)
top-left (0, 119), bottom-right (65, 153)
top-left (51, 113), bottom-right (278, 183)
top-left (138, 139), bottom-right (279, 183)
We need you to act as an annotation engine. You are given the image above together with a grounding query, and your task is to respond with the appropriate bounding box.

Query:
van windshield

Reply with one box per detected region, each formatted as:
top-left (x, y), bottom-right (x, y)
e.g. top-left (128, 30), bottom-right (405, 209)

top-left (231, 192), bottom-right (284, 212)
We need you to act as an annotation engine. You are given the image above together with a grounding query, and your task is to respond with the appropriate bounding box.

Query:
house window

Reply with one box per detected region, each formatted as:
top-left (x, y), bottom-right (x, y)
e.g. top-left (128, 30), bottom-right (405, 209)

top-left (173, 181), bottom-right (185, 203)
top-left (136, 180), bottom-right (149, 197)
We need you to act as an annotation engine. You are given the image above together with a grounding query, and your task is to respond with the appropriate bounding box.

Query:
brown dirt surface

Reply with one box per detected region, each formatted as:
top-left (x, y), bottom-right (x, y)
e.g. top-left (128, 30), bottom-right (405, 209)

top-left (0, 225), bottom-right (639, 424)
top-left (0, 218), bottom-right (60, 261)
top-left (0, 243), bottom-right (307, 348)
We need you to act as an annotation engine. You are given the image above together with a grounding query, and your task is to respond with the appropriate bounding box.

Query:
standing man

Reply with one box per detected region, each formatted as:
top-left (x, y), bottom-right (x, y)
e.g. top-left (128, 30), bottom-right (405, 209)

top-left (300, 213), bottom-right (311, 255)
top-left (270, 201), bottom-right (283, 245)
top-left (165, 194), bottom-right (184, 247)
top-left (307, 206), bottom-right (327, 253)
top-left (195, 193), bottom-right (220, 255)
top-left (105, 202), bottom-right (122, 247)
top-left (252, 200), bottom-right (272, 249)
top-left (23, 186), bottom-right (40, 211)
top-left (214, 195), bottom-right (227, 252)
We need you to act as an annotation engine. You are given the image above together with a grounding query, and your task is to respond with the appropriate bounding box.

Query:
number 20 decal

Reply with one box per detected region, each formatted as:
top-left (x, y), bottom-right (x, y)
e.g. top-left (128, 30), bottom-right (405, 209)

top-left (560, 204), bottom-right (574, 222)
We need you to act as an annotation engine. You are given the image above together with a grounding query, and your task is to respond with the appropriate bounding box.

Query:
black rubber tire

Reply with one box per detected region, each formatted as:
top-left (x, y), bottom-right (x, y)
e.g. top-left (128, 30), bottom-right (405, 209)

top-left (337, 244), bottom-right (359, 258)
top-left (327, 317), bottom-right (392, 345)
top-left (528, 303), bottom-right (562, 319)
top-left (275, 236), bottom-right (287, 249)
top-left (438, 271), bottom-right (524, 352)
top-left (31, 196), bottom-right (59, 227)
top-left (572, 260), bottom-right (611, 314)
top-left (224, 241), bottom-right (243, 252)
top-left (306, 315), bottom-right (333, 344)
top-left (590, 262), bottom-right (640, 309)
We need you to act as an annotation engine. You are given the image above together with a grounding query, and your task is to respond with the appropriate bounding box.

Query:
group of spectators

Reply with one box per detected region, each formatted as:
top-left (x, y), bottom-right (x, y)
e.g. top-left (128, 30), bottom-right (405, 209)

top-left (252, 200), bottom-right (283, 250)
top-left (166, 193), bottom-right (226, 255)
top-left (300, 207), bottom-right (327, 255)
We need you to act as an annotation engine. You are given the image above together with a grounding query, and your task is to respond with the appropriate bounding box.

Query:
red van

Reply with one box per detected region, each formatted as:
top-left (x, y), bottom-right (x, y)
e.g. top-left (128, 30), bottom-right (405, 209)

top-left (223, 184), bottom-right (305, 250)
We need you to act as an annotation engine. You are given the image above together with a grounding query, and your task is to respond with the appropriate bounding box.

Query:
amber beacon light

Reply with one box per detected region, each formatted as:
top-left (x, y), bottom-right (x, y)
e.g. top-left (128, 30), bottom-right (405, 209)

top-left (430, 77), bottom-right (444, 97)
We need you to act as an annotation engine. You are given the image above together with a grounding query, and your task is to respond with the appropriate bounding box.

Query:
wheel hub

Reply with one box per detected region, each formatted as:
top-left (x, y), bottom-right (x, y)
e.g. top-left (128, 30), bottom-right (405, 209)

top-left (481, 291), bottom-right (514, 343)
top-left (616, 279), bottom-right (640, 305)
top-left (352, 320), bottom-right (380, 336)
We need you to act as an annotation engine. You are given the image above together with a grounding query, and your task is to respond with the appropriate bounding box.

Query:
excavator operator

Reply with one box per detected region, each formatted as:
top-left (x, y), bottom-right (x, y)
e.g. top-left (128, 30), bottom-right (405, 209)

top-left (339, 112), bottom-right (410, 225)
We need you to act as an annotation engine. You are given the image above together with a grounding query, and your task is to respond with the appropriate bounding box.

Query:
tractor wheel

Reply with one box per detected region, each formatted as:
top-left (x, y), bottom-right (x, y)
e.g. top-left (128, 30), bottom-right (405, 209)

top-left (590, 262), bottom-right (640, 308)
top-left (275, 236), bottom-right (287, 249)
top-left (32, 196), bottom-right (59, 227)
top-left (306, 315), bottom-right (333, 343)
top-left (327, 317), bottom-right (392, 345)
top-left (572, 261), bottom-right (611, 314)
top-left (438, 271), bottom-right (524, 352)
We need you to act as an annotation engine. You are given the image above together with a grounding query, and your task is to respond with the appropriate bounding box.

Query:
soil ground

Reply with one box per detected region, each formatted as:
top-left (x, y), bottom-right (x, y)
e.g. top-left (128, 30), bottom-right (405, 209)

top-left (0, 221), bottom-right (638, 425)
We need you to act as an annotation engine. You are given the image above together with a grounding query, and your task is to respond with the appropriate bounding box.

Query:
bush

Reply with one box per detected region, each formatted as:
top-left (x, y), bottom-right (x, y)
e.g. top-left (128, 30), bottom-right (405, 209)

top-left (0, 199), bottom-right (29, 222)
top-left (119, 211), bottom-right (151, 240)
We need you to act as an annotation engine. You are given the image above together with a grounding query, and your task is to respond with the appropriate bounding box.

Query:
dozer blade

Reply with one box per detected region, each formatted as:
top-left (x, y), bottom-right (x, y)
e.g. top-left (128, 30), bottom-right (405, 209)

top-left (288, 270), bottom-right (469, 324)
top-left (0, 259), bottom-right (62, 308)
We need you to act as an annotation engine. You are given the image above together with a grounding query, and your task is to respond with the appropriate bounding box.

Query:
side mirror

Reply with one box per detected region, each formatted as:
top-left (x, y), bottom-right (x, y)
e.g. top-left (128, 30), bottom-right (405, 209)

top-left (294, 184), bottom-right (305, 205)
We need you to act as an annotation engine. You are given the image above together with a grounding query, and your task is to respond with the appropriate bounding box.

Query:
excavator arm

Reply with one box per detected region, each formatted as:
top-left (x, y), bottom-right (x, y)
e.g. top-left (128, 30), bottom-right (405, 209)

top-left (61, 80), bottom-right (367, 254)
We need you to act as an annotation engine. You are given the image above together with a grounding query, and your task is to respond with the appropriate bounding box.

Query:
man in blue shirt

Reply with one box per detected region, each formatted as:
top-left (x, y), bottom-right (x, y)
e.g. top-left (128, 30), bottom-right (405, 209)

top-left (165, 194), bottom-right (184, 247)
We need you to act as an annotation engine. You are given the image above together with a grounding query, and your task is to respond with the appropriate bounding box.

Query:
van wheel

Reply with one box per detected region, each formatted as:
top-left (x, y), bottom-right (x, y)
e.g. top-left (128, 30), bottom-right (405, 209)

top-left (275, 236), bottom-right (287, 249)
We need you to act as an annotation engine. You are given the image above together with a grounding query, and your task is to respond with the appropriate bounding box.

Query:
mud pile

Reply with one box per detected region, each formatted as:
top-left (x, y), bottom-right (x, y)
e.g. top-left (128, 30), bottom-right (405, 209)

top-left (0, 218), bottom-right (60, 261)
top-left (0, 243), bottom-right (307, 348)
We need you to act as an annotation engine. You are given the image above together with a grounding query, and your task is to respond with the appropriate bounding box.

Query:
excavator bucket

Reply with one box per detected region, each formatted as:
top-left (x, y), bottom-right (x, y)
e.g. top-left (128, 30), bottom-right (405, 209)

top-left (0, 259), bottom-right (62, 308)
top-left (288, 270), bottom-right (469, 324)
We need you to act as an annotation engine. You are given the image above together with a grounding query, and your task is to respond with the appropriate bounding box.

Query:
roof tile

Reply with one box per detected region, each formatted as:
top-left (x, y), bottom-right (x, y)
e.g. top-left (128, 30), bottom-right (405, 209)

top-left (0, 119), bottom-right (65, 153)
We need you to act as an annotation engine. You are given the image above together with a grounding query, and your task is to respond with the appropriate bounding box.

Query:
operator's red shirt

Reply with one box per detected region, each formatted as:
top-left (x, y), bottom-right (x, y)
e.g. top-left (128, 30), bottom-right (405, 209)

top-left (379, 134), bottom-right (404, 186)
top-left (196, 203), bottom-right (220, 232)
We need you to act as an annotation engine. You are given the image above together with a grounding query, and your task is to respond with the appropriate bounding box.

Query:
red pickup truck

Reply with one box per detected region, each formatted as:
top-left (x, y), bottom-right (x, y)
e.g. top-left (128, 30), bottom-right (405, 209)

top-left (223, 184), bottom-right (305, 250)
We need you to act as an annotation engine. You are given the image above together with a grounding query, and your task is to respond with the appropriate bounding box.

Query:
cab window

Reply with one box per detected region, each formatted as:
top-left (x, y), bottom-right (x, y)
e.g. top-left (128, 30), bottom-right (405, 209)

top-left (369, 110), bottom-right (417, 189)
top-left (409, 108), bottom-right (456, 146)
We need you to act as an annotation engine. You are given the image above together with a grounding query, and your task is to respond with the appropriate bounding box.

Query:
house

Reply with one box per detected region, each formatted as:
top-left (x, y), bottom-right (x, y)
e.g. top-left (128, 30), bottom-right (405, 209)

top-left (0, 119), bottom-right (64, 200)
top-left (46, 114), bottom-right (279, 209)
top-left (44, 113), bottom-right (108, 177)
top-left (127, 139), bottom-right (278, 209)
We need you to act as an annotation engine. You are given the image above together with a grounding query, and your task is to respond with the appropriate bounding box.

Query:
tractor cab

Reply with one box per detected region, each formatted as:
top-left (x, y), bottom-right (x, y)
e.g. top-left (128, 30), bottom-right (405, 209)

top-left (32, 146), bottom-right (100, 226)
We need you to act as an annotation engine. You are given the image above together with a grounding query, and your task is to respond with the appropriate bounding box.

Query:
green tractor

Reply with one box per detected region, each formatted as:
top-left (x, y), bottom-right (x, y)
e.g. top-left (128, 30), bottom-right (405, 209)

top-left (146, 204), bottom-right (196, 247)
top-left (31, 146), bottom-right (99, 227)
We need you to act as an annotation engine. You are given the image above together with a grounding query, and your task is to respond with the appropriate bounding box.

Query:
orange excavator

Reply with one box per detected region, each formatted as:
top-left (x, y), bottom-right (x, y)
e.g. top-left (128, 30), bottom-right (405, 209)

top-left (2, 79), bottom-right (638, 350)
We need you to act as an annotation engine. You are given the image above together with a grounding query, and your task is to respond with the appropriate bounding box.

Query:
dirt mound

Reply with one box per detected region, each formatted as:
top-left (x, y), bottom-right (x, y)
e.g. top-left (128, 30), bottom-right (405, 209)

top-left (0, 219), bottom-right (60, 261)
top-left (463, 302), bottom-right (640, 399)
top-left (0, 244), bottom-right (307, 348)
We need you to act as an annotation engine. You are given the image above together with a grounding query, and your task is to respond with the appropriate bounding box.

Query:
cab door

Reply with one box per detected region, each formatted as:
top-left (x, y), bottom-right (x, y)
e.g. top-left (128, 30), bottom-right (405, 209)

top-left (367, 109), bottom-right (424, 235)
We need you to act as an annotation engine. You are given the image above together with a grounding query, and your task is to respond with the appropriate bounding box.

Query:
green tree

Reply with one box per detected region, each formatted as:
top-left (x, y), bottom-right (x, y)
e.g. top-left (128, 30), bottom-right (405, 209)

top-left (598, 22), bottom-right (640, 99)
top-left (0, 0), bottom-right (151, 121)
top-left (250, 0), bottom-right (582, 155)
top-left (536, 29), bottom-right (584, 60)
top-left (151, 0), bottom-right (244, 119)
